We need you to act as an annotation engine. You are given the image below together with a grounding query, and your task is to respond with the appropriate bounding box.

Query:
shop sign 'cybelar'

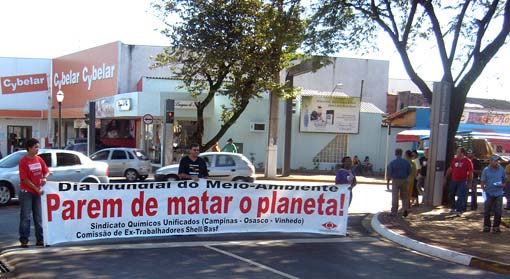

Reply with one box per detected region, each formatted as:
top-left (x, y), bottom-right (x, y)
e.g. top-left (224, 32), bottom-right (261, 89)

top-left (1, 73), bottom-right (48, 94)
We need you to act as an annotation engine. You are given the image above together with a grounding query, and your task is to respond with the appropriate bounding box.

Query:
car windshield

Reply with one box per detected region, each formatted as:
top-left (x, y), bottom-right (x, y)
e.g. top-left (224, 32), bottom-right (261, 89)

top-left (134, 150), bottom-right (149, 160)
top-left (0, 151), bottom-right (27, 168)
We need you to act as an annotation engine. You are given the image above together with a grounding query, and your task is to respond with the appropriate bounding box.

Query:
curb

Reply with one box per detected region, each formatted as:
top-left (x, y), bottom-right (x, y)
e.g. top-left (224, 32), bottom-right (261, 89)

top-left (371, 212), bottom-right (510, 274)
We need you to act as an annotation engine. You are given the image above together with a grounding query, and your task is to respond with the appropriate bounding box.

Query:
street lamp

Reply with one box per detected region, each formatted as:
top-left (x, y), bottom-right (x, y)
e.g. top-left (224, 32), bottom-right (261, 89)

top-left (56, 90), bottom-right (65, 149)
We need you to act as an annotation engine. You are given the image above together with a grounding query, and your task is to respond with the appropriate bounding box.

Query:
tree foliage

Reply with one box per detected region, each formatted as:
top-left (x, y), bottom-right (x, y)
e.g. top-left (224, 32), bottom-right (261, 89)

top-left (151, 0), bottom-right (306, 151)
top-left (308, 0), bottom-right (510, 166)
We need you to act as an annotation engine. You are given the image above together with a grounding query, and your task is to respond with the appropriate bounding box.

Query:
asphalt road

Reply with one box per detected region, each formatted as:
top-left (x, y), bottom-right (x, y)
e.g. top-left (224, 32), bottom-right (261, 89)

top-left (0, 182), bottom-right (505, 279)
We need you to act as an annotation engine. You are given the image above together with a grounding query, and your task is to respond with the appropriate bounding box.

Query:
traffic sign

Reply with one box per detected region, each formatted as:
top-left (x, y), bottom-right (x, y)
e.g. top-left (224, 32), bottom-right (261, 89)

top-left (143, 114), bottom-right (153, 125)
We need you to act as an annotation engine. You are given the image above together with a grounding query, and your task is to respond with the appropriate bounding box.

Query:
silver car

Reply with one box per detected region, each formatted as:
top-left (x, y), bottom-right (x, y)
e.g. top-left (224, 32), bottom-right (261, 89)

top-left (89, 148), bottom-right (152, 182)
top-left (0, 149), bottom-right (110, 206)
top-left (154, 152), bottom-right (256, 182)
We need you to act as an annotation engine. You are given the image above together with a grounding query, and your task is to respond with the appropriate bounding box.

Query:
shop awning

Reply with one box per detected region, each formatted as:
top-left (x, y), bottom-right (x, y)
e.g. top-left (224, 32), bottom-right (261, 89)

top-left (396, 129), bottom-right (430, 143)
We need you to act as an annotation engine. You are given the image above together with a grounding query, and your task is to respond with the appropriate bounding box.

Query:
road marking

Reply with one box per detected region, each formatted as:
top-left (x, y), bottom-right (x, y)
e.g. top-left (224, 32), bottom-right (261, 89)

top-left (1, 236), bottom-right (377, 256)
top-left (205, 245), bottom-right (300, 279)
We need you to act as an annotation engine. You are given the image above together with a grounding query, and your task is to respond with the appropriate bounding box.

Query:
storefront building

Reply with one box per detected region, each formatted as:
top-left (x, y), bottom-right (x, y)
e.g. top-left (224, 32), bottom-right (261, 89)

top-left (1, 41), bottom-right (394, 171)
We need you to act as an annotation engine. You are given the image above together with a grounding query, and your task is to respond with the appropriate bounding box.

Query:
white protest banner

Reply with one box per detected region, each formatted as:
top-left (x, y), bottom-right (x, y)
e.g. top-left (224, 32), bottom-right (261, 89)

top-left (41, 180), bottom-right (350, 245)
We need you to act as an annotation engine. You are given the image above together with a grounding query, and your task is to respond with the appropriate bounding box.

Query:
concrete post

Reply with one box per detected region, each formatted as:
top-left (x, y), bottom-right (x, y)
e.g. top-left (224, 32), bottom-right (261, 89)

top-left (424, 82), bottom-right (451, 206)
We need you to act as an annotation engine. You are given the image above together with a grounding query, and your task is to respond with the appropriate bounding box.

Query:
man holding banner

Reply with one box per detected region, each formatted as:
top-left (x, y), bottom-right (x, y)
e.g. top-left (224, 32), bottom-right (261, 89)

top-left (19, 138), bottom-right (50, 248)
top-left (178, 143), bottom-right (209, 181)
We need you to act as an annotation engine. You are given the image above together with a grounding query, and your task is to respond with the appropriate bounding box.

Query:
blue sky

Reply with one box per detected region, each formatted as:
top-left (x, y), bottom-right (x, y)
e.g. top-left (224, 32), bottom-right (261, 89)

top-left (1, 0), bottom-right (508, 100)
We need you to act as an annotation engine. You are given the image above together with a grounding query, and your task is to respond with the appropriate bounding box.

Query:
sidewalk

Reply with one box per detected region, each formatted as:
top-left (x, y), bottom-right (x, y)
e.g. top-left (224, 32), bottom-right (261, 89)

top-left (262, 173), bottom-right (510, 274)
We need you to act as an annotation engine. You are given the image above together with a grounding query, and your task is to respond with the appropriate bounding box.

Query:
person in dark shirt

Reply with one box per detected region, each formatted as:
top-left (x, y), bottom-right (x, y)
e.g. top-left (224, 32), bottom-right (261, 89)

top-left (387, 148), bottom-right (412, 217)
top-left (335, 156), bottom-right (357, 206)
top-left (178, 143), bottom-right (209, 181)
top-left (467, 150), bottom-right (481, 211)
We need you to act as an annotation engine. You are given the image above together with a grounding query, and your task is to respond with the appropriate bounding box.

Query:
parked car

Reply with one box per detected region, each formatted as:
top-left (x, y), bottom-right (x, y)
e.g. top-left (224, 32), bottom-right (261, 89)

top-left (154, 152), bottom-right (256, 182)
top-left (0, 149), bottom-right (110, 206)
top-left (89, 148), bottom-right (151, 182)
top-left (64, 142), bottom-right (88, 155)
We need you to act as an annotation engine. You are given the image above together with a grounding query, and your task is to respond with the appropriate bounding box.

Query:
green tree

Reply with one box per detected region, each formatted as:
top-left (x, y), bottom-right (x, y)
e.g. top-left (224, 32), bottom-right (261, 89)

top-left (308, 0), bottom-right (509, 167)
top-left (151, 0), bottom-right (306, 151)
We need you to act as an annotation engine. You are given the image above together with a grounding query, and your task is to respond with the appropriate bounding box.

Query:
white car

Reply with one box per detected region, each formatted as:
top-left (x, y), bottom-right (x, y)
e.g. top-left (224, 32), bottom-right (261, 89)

top-left (155, 152), bottom-right (256, 182)
top-left (89, 148), bottom-right (152, 182)
top-left (0, 149), bottom-right (109, 206)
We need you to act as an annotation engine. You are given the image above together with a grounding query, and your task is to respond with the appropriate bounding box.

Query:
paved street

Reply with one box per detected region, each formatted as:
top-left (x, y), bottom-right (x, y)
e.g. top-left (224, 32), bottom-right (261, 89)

top-left (0, 182), bottom-right (506, 278)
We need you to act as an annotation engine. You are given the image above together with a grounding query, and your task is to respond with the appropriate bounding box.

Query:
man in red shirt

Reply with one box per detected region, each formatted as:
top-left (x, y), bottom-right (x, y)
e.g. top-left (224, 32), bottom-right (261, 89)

top-left (445, 147), bottom-right (474, 216)
top-left (19, 138), bottom-right (50, 248)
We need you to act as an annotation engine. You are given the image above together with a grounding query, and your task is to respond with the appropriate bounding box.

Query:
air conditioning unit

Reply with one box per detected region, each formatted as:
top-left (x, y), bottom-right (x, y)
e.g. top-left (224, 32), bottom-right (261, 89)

top-left (250, 122), bottom-right (266, 132)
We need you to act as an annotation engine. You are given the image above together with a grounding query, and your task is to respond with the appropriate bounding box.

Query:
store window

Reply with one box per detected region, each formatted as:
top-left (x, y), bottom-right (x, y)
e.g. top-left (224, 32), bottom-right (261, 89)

top-left (7, 126), bottom-right (32, 154)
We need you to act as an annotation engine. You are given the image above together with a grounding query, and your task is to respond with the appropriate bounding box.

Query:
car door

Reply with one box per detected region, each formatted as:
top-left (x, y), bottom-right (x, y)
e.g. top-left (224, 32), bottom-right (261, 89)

top-left (50, 152), bottom-right (84, 182)
top-left (200, 154), bottom-right (215, 179)
top-left (109, 149), bottom-right (129, 177)
top-left (213, 154), bottom-right (237, 180)
top-left (90, 150), bottom-right (113, 175)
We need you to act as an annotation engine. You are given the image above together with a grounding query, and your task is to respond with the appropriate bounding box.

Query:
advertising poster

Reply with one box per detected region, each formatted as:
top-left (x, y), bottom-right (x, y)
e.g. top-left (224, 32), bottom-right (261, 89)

top-left (300, 96), bottom-right (360, 134)
top-left (41, 180), bottom-right (350, 245)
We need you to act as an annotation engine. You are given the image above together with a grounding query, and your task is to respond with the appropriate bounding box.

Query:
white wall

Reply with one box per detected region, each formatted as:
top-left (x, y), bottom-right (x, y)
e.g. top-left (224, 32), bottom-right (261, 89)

top-left (292, 57), bottom-right (389, 112)
top-left (0, 57), bottom-right (51, 110)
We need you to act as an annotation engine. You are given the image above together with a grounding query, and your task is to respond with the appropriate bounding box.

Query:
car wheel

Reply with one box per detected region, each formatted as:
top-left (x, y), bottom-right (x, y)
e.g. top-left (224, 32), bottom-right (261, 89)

top-left (139, 175), bottom-right (148, 181)
top-left (232, 177), bottom-right (248, 182)
top-left (166, 174), bottom-right (179, 181)
top-left (82, 177), bottom-right (99, 183)
top-left (0, 183), bottom-right (13, 206)
top-left (125, 169), bottom-right (139, 182)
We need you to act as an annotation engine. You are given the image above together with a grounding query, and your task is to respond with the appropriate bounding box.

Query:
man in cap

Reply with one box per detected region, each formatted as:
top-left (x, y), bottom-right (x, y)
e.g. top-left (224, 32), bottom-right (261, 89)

top-left (221, 138), bottom-right (238, 153)
top-left (480, 155), bottom-right (506, 233)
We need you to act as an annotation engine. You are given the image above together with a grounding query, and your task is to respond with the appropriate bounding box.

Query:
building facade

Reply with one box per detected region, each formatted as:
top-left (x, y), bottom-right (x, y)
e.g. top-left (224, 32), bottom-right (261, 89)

top-left (0, 42), bottom-right (396, 172)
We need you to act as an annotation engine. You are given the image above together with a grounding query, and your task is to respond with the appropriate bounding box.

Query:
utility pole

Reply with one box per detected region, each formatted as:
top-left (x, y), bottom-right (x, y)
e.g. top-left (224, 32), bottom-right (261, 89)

top-left (424, 82), bottom-right (451, 206)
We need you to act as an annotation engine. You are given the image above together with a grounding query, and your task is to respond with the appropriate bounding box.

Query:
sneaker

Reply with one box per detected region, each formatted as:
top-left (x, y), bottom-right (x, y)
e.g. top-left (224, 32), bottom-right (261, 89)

top-left (504, 207), bottom-right (510, 210)
top-left (483, 226), bottom-right (490, 232)
top-left (402, 210), bottom-right (408, 217)
top-left (493, 227), bottom-right (501, 233)
top-left (36, 241), bottom-right (44, 247)
top-left (20, 242), bottom-right (28, 248)
top-left (449, 209), bottom-right (456, 214)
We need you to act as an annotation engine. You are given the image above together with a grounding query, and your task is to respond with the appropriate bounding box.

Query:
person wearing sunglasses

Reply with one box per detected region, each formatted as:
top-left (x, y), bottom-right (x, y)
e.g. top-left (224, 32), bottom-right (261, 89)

top-left (178, 143), bottom-right (209, 181)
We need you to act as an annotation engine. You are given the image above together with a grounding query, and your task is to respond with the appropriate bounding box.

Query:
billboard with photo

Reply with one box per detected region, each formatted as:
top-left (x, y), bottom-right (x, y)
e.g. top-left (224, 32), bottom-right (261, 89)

top-left (300, 96), bottom-right (360, 134)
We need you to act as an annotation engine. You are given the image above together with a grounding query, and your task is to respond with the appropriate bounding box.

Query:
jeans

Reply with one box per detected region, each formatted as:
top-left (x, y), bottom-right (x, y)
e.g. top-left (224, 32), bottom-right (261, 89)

top-left (391, 178), bottom-right (409, 214)
top-left (483, 195), bottom-right (502, 228)
top-left (466, 178), bottom-right (478, 211)
top-left (449, 180), bottom-right (467, 213)
top-left (19, 190), bottom-right (43, 243)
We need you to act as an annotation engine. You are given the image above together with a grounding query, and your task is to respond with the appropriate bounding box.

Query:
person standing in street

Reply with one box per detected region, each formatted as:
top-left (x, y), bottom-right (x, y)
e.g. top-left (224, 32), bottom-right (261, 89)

top-left (335, 156), bottom-right (357, 206)
top-left (504, 163), bottom-right (510, 210)
top-left (417, 147), bottom-right (429, 203)
top-left (211, 142), bottom-right (221, 152)
top-left (387, 148), bottom-right (412, 217)
top-left (178, 143), bottom-right (209, 182)
top-left (467, 150), bottom-right (481, 211)
top-left (445, 147), bottom-right (473, 216)
top-left (405, 150), bottom-right (418, 207)
top-left (480, 155), bottom-right (506, 233)
top-left (221, 138), bottom-right (238, 153)
top-left (19, 138), bottom-right (50, 248)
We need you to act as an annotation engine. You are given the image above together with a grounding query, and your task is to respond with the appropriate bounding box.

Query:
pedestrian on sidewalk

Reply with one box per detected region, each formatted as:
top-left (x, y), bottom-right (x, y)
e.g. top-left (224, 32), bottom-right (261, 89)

top-left (417, 147), bottom-right (429, 203)
top-left (352, 155), bottom-right (361, 175)
top-left (335, 156), bottom-right (357, 206)
top-left (504, 163), bottom-right (510, 210)
top-left (387, 148), bottom-right (412, 217)
top-left (18, 138), bottom-right (50, 248)
top-left (405, 150), bottom-right (418, 207)
top-left (221, 138), bottom-right (238, 153)
top-left (480, 155), bottom-right (506, 233)
top-left (467, 150), bottom-right (481, 211)
top-left (211, 142), bottom-right (220, 152)
top-left (444, 147), bottom-right (473, 216)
